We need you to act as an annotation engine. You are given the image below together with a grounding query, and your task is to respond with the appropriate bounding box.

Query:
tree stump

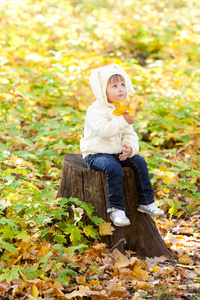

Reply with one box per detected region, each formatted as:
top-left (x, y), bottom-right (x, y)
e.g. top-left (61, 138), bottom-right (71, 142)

top-left (57, 154), bottom-right (172, 258)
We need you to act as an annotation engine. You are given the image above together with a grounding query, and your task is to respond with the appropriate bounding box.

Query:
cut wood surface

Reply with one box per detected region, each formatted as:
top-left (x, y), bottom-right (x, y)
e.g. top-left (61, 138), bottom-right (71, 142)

top-left (57, 154), bottom-right (172, 258)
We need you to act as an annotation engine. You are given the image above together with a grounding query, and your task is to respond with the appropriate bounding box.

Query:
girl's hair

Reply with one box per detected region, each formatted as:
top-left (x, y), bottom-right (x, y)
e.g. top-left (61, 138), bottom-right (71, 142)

top-left (107, 74), bottom-right (125, 85)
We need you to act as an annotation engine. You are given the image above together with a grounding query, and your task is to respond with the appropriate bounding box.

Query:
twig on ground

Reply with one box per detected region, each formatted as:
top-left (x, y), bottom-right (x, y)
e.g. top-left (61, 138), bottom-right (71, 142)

top-left (109, 238), bottom-right (126, 253)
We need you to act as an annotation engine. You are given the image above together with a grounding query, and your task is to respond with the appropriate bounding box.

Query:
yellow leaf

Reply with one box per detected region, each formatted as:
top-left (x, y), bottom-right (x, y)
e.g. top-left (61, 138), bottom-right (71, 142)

top-left (163, 187), bottom-right (170, 194)
top-left (168, 205), bottom-right (178, 215)
top-left (159, 165), bottom-right (168, 172)
top-left (195, 277), bottom-right (200, 282)
top-left (153, 265), bottom-right (160, 272)
top-left (163, 172), bottom-right (179, 185)
top-left (131, 265), bottom-right (148, 281)
top-left (37, 246), bottom-right (49, 258)
top-left (113, 98), bottom-right (136, 116)
top-left (113, 100), bottom-right (121, 107)
top-left (89, 279), bottom-right (100, 286)
top-left (113, 104), bottom-right (127, 116)
top-left (99, 222), bottom-right (115, 236)
top-left (63, 116), bottom-right (71, 122)
top-left (179, 253), bottom-right (193, 265)
top-left (40, 274), bottom-right (51, 281)
top-left (19, 270), bottom-right (27, 281)
top-left (175, 235), bottom-right (184, 239)
top-left (129, 107), bottom-right (135, 115)
top-left (31, 285), bottom-right (39, 298)
top-left (116, 282), bottom-right (122, 288)
top-left (112, 108), bottom-right (124, 116)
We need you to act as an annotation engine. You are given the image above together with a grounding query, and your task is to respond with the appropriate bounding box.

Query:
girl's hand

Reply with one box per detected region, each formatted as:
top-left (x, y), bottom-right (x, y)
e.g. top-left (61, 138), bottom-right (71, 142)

top-left (119, 144), bottom-right (132, 161)
top-left (123, 113), bottom-right (135, 124)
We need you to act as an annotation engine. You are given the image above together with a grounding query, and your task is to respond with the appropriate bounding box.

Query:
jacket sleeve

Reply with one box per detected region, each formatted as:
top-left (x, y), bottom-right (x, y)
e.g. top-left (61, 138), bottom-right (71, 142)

top-left (122, 126), bottom-right (139, 156)
top-left (86, 106), bottom-right (129, 138)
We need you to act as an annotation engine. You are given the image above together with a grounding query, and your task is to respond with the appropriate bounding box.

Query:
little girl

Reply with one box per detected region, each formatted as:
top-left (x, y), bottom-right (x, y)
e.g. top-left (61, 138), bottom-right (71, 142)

top-left (80, 64), bottom-right (164, 226)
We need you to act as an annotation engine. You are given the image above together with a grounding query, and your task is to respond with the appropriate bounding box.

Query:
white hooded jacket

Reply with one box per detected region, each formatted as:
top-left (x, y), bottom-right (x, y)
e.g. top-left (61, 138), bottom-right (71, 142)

top-left (80, 64), bottom-right (139, 158)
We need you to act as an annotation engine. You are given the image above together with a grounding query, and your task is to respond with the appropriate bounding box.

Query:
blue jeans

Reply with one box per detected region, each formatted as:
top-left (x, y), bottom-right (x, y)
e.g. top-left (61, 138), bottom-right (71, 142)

top-left (85, 153), bottom-right (154, 211)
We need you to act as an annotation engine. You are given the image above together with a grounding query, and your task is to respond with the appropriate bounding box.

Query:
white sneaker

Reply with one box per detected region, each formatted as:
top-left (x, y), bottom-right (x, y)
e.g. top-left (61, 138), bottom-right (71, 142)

top-left (137, 203), bottom-right (164, 216)
top-left (107, 208), bottom-right (131, 226)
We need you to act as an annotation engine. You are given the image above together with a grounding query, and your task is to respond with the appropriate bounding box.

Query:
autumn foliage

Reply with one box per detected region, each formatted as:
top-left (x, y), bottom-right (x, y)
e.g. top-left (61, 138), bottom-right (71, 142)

top-left (113, 98), bottom-right (136, 116)
top-left (0, 0), bottom-right (200, 299)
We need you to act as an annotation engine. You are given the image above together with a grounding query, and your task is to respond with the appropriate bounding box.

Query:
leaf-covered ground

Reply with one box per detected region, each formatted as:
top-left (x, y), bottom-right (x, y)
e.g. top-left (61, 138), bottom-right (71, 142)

top-left (0, 0), bottom-right (200, 299)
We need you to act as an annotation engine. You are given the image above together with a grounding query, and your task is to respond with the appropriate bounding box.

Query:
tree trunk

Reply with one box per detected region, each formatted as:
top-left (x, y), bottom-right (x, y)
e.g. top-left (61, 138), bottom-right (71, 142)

top-left (57, 154), bottom-right (172, 258)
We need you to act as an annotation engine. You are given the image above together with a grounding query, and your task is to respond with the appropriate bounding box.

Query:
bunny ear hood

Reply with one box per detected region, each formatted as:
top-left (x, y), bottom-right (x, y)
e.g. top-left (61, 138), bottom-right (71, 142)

top-left (89, 64), bottom-right (135, 106)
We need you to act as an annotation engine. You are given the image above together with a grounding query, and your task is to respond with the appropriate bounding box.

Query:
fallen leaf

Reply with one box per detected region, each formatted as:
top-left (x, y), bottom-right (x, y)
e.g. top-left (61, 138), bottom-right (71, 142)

top-left (76, 276), bottom-right (86, 285)
top-left (153, 265), bottom-right (160, 272)
top-left (178, 253), bottom-right (193, 265)
top-left (65, 285), bottom-right (96, 299)
top-left (99, 222), bottom-right (115, 236)
top-left (36, 246), bottom-right (50, 258)
top-left (31, 285), bottom-right (39, 298)
top-left (154, 266), bottom-right (176, 278)
top-left (89, 279), bottom-right (100, 286)
top-left (131, 265), bottom-right (148, 281)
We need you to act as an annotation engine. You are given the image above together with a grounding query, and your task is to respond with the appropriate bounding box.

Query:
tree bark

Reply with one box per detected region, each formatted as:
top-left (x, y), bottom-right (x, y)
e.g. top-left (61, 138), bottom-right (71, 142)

top-left (57, 154), bottom-right (172, 258)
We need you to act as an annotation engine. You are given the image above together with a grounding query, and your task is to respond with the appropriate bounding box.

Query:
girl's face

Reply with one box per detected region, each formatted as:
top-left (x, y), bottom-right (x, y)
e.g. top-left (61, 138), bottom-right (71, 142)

top-left (106, 79), bottom-right (127, 103)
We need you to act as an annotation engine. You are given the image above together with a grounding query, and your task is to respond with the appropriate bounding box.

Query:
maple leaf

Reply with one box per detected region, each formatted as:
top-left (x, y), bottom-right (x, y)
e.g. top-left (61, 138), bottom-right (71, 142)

top-left (89, 279), bottom-right (100, 286)
top-left (113, 101), bottom-right (127, 116)
top-left (16, 229), bottom-right (31, 242)
top-left (113, 98), bottom-right (136, 116)
top-left (131, 265), bottom-right (148, 281)
top-left (99, 222), bottom-right (115, 236)
top-left (0, 226), bottom-right (15, 240)
top-left (178, 253), bottom-right (193, 265)
top-left (83, 225), bottom-right (98, 238)
top-left (0, 267), bottom-right (20, 283)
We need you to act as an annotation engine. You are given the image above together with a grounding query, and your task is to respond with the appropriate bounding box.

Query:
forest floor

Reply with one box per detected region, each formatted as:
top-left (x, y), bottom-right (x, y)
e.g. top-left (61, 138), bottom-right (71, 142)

top-left (0, 0), bottom-right (200, 299)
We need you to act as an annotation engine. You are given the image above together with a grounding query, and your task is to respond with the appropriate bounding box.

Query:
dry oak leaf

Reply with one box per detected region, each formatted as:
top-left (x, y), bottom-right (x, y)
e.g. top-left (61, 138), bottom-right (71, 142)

top-left (132, 280), bottom-right (152, 290)
top-left (112, 248), bottom-right (129, 263)
top-left (89, 243), bottom-right (107, 256)
top-left (79, 243), bottom-right (106, 266)
top-left (65, 285), bottom-right (99, 299)
top-left (109, 289), bottom-right (128, 299)
top-left (103, 277), bottom-right (128, 299)
top-left (132, 294), bottom-right (144, 300)
top-left (154, 266), bottom-right (176, 278)
top-left (76, 276), bottom-right (86, 285)
top-left (115, 267), bottom-right (134, 281)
